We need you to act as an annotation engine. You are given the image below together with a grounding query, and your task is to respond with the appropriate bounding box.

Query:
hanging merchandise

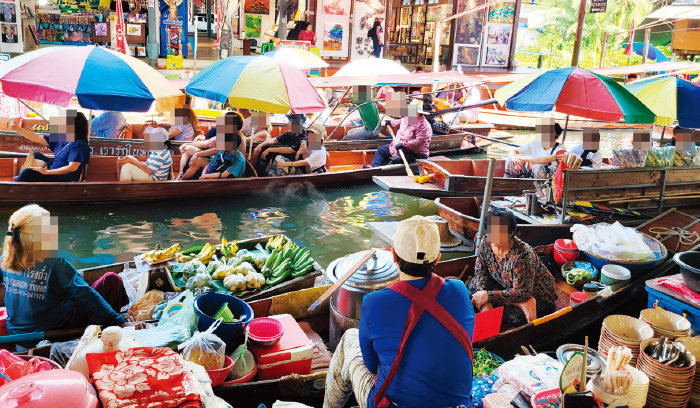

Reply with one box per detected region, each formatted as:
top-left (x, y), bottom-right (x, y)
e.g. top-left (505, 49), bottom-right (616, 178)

top-left (214, 0), bottom-right (224, 49)
top-left (115, 0), bottom-right (128, 53)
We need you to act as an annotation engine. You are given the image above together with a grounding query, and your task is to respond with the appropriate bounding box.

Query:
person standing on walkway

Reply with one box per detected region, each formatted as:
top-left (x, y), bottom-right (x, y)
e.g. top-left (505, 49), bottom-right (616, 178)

top-left (369, 17), bottom-right (384, 58)
top-left (324, 215), bottom-right (474, 408)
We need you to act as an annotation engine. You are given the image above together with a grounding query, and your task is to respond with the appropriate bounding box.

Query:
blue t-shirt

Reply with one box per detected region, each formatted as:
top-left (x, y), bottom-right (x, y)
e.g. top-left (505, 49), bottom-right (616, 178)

top-left (0, 257), bottom-right (125, 335)
top-left (44, 135), bottom-right (91, 179)
top-left (359, 277), bottom-right (474, 408)
top-left (91, 111), bottom-right (126, 139)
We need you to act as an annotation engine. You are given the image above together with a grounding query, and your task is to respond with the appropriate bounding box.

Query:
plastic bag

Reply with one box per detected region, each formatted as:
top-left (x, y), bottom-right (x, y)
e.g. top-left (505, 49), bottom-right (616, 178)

top-left (0, 350), bottom-right (55, 385)
top-left (571, 222), bottom-right (654, 261)
top-left (158, 290), bottom-right (199, 334)
top-left (494, 354), bottom-right (562, 397)
top-left (118, 267), bottom-right (144, 305)
top-left (230, 326), bottom-right (255, 380)
top-left (124, 322), bottom-right (191, 350)
top-left (694, 150), bottom-right (700, 167)
top-left (612, 149), bottom-right (646, 168)
top-left (186, 272), bottom-right (214, 295)
top-left (645, 147), bottom-right (674, 168)
top-left (672, 149), bottom-right (695, 167)
top-left (128, 290), bottom-right (165, 321)
top-left (179, 319), bottom-right (226, 370)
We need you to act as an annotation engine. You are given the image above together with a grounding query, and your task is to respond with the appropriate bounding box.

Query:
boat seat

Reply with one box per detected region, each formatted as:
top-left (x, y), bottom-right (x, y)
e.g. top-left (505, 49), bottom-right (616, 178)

top-left (85, 156), bottom-right (119, 182)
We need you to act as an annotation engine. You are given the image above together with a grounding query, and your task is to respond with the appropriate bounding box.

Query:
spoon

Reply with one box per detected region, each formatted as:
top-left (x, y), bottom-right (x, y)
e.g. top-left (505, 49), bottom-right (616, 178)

top-left (665, 347), bottom-right (681, 366)
top-left (648, 338), bottom-right (661, 358)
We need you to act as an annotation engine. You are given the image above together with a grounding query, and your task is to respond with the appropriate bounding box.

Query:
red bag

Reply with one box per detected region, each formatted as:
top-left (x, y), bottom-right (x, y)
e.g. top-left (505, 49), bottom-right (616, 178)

top-left (86, 347), bottom-right (201, 408)
top-left (0, 349), bottom-right (54, 386)
top-left (554, 160), bottom-right (569, 204)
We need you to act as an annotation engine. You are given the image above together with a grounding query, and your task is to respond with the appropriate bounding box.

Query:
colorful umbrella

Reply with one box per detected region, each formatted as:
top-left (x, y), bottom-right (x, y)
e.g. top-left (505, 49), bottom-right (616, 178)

top-left (620, 43), bottom-right (669, 62)
top-left (625, 76), bottom-right (700, 127)
top-left (186, 55), bottom-right (325, 114)
top-left (0, 46), bottom-right (184, 112)
top-left (333, 58), bottom-right (410, 77)
top-left (495, 67), bottom-right (655, 124)
top-left (263, 48), bottom-right (328, 70)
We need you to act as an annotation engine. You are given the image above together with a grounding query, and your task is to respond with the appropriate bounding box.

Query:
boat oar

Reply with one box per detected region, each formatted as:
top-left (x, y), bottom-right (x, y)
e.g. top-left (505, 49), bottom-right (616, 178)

top-left (386, 126), bottom-right (414, 177)
top-left (460, 131), bottom-right (520, 148)
top-left (307, 249), bottom-right (377, 313)
top-left (0, 327), bottom-right (88, 344)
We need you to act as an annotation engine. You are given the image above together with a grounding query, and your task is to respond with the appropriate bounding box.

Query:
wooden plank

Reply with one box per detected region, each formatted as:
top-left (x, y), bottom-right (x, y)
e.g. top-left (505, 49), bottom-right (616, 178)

top-left (565, 168), bottom-right (664, 190)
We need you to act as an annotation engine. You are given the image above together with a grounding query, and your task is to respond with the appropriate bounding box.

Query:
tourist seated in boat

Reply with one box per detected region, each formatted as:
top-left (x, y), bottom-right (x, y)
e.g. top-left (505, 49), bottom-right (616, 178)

top-left (90, 111), bottom-right (126, 139)
top-left (167, 97), bottom-right (200, 142)
top-left (324, 216), bottom-right (474, 408)
top-left (239, 109), bottom-right (272, 144)
top-left (371, 99), bottom-right (431, 167)
top-left (570, 128), bottom-right (603, 169)
top-left (0, 205), bottom-right (130, 349)
top-left (253, 114), bottom-right (307, 176)
top-left (177, 112), bottom-right (247, 179)
top-left (469, 209), bottom-right (557, 331)
top-left (118, 127), bottom-right (173, 181)
top-left (181, 112), bottom-right (248, 180)
top-left (276, 123), bottom-right (328, 174)
top-left (344, 85), bottom-right (384, 141)
top-left (9, 110), bottom-right (91, 182)
top-left (505, 118), bottom-right (564, 178)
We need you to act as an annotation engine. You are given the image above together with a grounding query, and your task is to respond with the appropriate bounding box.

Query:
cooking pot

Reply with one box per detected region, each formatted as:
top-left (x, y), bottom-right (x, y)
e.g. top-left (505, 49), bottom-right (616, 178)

top-left (326, 250), bottom-right (399, 350)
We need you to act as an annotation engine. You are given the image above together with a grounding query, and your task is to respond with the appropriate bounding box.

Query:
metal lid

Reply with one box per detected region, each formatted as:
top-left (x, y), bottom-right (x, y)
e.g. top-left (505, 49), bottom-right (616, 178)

top-left (329, 250), bottom-right (399, 291)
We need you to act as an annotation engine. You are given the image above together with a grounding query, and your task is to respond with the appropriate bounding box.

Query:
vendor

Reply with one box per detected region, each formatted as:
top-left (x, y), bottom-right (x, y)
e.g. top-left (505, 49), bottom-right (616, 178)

top-left (506, 119), bottom-right (565, 178)
top-left (371, 99), bottom-right (431, 167)
top-left (0, 204), bottom-right (129, 349)
top-left (469, 209), bottom-right (557, 331)
top-left (9, 110), bottom-right (90, 182)
top-left (324, 216), bottom-right (474, 408)
top-left (570, 128), bottom-right (603, 169)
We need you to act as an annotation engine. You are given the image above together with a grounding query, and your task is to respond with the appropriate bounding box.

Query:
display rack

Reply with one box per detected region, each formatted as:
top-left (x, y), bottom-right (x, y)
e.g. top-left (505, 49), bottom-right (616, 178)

top-left (386, 0), bottom-right (451, 66)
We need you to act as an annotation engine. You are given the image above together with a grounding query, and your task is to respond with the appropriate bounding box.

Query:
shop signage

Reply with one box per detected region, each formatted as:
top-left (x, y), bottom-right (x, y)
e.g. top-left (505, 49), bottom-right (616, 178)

top-left (590, 0), bottom-right (607, 13)
top-left (277, 40), bottom-right (311, 50)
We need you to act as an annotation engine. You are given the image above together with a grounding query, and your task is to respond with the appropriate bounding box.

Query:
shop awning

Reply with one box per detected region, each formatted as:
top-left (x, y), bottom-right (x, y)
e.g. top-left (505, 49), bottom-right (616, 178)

top-left (647, 0), bottom-right (700, 20)
top-left (310, 71), bottom-right (485, 88)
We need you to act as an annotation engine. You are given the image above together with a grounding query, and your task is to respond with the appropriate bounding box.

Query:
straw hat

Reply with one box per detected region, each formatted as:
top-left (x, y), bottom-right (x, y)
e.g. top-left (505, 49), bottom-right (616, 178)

top-left (426, 215), bottom-right (462, 248)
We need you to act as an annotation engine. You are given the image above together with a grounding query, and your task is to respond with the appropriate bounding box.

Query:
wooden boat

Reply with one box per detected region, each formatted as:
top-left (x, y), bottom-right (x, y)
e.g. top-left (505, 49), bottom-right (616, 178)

top-left (434, 197), bottom-right (573, 246)
top-left (373, 158), bottom-right (544, 199)
top-left (0, 151), bottom-right (422, 205)
top-left (213, 226), bottom-right (694, 407)
top-left (0, 120), bottom-right (492, 157)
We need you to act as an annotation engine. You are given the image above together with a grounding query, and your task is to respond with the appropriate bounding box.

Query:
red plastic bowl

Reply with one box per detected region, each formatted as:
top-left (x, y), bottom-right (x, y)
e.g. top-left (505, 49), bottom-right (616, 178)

top-left (206, 355), bottom-right (235, 387)
top-left (247, 317), bottom-right (284, 347)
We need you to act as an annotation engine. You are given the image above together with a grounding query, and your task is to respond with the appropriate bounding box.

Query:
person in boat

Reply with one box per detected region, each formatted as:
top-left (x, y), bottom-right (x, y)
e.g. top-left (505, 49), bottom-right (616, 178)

top-left (91, 111), bottom-right (126, 139)
top-left (9, 110), bottom-right (91, 183)
top-left (180, 112), bottom-right (248, 180)
top-left (239, 108), bottom-right (272, 144)
top-left (276, 123), bottom-right (328, 174)
top-left (253, 114), bottom-right (307, 176)
top-left (371, 99), bottom-right (431, 167)
top-left (570, 128), bottom-right (603, 169)
top-left (118, 127), bottom-right (173, 181)
top-left (324, 216), bottom-right (474, 408)
top-left (167, 97), bottom-right (200, 142)
top-left (469, 208), bottom-right (557, 331)
top-left (0, 204), bottom-right (130, 349)
top-left (344, 86), bottom-right (385, 141)
top-left (505, 119), bottom-right (565, 178)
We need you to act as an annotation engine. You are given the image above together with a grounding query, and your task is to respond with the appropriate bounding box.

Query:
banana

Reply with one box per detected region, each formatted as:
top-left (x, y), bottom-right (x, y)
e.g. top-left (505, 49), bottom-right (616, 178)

top-left (142, 243), bottom-right (181, 264)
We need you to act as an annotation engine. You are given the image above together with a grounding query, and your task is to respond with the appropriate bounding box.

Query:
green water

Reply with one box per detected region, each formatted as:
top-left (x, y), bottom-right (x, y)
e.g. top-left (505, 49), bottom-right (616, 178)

top-left (0, 129), bottom-right (641, 270)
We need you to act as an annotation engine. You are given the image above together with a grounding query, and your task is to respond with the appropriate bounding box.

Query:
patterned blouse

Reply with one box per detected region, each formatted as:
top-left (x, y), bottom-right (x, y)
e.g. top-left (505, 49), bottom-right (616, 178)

top-left (470, 237), bottom-right (557, 307)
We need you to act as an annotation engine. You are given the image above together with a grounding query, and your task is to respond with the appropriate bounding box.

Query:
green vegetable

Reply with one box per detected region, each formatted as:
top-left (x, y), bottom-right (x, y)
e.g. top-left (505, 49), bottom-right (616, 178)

top-left (472, 349), bottom-right (502, 377)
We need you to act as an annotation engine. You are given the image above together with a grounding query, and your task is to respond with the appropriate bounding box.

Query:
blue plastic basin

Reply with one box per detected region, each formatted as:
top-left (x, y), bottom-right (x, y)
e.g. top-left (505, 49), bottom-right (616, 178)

top-left (194, 292), bottom-right (254, 350)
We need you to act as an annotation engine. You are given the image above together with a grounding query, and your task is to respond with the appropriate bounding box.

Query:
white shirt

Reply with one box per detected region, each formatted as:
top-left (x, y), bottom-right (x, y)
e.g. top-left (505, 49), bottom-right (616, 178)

top-left (517, 140), bottom-right (565, 172)
top-left (570, 144), bottom-right (603, 169)
top-left (306, 146), bottom-right (327, 171)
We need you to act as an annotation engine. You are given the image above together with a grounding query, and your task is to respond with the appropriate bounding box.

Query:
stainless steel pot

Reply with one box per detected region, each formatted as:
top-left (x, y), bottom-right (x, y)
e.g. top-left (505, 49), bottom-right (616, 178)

top-left (327, 250), bottom-right (399, 350)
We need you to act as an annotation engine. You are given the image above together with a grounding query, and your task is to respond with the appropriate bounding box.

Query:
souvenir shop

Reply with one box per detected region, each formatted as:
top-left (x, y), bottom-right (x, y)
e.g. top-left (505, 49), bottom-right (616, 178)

top-left (384, 0), bottom-right (520, 70)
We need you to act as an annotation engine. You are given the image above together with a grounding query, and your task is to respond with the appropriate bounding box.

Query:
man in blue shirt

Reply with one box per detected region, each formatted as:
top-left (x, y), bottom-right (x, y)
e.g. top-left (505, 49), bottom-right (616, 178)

top-left (324, 216), bottom-right (475, 408)
top-left (91, 111), bottom-right (126, 139)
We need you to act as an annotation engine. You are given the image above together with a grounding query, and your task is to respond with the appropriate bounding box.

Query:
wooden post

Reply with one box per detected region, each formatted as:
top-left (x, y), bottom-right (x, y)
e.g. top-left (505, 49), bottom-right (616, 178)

top-left (599, 32), bottom-right (608, 68)
top-left (658, 168), bottom-right (667, 215)
top-left (475, 158), bottom-right (496, 254)
top-left (571, 0), bottom-right (587, 67)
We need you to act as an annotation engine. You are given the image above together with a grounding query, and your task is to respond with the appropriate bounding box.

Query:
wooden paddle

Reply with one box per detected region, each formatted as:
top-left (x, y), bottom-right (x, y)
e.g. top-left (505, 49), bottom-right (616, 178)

top-left (307, 249), bottom-right (377, 313)
top-left (386, 125), bottom-right (414, 177)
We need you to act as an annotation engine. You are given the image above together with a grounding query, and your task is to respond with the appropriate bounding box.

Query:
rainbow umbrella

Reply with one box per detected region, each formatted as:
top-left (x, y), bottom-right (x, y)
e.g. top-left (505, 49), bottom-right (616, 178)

top-left (0, 46), bottom-right (184, 112)
top-left (185, 55), bottom-right (326, 114)
top-left (495, 67), bottom-right (655, 124)
top-left (624, 76), bottom-right (700, 128)
top-left (263, 48), bottom-right (328, 70)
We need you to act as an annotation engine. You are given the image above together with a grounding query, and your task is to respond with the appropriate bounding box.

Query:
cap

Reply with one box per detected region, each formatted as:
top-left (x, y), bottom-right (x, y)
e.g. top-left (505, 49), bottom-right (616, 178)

top-left (306, 123), bottom-right (327, 138)
top-left (393, 215), bottom-right (440, 264)
top-left (144, 127), bottom-right (169, 142)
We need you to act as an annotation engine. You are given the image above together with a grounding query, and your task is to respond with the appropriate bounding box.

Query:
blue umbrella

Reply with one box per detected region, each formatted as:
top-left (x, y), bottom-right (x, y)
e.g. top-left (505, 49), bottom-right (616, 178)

top-left (622, 43), bottom-right (669, 62)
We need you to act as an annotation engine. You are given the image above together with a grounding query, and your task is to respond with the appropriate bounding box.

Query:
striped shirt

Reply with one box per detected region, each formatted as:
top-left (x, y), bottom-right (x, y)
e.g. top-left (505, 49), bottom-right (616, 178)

top-left (147, 149), bottom-right (173, 181)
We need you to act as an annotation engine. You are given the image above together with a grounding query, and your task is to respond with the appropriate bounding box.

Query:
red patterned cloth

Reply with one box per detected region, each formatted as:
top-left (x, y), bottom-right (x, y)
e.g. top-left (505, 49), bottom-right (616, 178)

top-left (86, 347), bottom-right (202, 408)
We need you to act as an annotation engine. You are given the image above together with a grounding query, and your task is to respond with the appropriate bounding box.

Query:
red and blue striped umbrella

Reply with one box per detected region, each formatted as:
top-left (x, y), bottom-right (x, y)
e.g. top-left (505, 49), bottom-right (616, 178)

top-left (0, 46), bottom-right (184, 112)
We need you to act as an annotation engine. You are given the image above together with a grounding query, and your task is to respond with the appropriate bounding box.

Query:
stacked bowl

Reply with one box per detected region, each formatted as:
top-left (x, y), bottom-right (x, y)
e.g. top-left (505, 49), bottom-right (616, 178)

top-left (626, 365), bottom-right (650, 408)
top-left (598, 315), bottom-right (654, 366)
top-left (637, 338), bottom-right (696, 408)
top-left (640, 308), bottom-right (692, 340)
top-left (676, 336), bottom-right (700, 408)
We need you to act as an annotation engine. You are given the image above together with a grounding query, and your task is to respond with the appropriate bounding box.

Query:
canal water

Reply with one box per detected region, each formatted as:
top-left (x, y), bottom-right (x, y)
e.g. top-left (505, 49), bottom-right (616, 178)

top-left (0, 129), bottom-right (639, 270)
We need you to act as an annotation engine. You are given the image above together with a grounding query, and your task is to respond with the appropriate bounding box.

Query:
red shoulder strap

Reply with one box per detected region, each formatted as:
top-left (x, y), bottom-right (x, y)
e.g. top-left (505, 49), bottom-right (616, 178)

top-left (373, 274), bottom-right (473, 408)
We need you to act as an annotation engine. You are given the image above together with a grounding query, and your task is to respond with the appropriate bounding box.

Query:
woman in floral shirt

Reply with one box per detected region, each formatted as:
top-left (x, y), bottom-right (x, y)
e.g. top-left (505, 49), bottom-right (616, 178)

top-left (469, 209), bottom-right (557, 331)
